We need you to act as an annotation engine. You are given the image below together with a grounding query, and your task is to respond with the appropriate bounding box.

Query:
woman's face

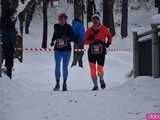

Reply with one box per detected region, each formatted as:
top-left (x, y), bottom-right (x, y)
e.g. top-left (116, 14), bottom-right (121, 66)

top-left (92, 18), bottom-right (100, 27)
top-left (59, 17), bottom-right (67, 25)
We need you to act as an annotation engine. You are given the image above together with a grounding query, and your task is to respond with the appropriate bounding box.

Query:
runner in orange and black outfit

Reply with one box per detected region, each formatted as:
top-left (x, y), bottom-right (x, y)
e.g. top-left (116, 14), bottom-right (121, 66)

top-left (84, 13), bottom-right (112, 91)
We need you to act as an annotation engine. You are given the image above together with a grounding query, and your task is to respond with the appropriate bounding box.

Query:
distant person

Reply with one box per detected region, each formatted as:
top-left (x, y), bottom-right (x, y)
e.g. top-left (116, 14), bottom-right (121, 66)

top-left (84, 13), bottom-right (112, 91)
top-left (0, 9), bottom-right (17, 79)
top-left (71, 18), bottom-right (85, 68)
top-left (51, 13), bottom-right (76, 91)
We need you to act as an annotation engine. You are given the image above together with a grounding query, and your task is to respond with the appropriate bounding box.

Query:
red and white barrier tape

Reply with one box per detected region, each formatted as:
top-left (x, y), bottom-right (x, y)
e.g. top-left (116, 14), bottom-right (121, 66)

top-left (15, 48), bottom-right (132, 52)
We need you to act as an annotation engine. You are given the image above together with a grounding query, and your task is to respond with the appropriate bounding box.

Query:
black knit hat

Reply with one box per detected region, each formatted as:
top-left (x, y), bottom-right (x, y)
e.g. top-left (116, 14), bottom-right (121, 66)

top-left (92, 12), bottom-right (101, 20)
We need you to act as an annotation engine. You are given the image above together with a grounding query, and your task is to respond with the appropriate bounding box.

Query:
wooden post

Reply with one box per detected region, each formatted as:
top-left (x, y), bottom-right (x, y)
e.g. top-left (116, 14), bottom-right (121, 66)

top-left (133, 32), bottom-right (139, 78)
top-left (151, 24), bottom-right (160, 78)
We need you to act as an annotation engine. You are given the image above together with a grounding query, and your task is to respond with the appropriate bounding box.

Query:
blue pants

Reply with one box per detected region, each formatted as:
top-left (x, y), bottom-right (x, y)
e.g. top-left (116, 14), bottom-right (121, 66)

top-left (54, 51), bottom-right (71, 81)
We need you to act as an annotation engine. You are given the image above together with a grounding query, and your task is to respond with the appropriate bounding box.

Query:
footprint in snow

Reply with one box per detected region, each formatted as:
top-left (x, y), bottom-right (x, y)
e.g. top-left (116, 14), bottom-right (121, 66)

top-left (45, 116), bottom-right (49, 119)
top-left (68, 99), bottom-right (78, 103)
top-left (48, 103), bottom-right (51, 106)
top-left (128, 112), bottom-right (142, 115)
top-left (153, 104), bottom-right (160, 108)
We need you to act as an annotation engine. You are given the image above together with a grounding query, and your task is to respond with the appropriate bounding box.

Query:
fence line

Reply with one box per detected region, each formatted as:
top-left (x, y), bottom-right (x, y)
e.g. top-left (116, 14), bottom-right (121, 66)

top-left (133, 24), bottom-right (160, 78)
top-left (15, 48), bottom-right (132, 52)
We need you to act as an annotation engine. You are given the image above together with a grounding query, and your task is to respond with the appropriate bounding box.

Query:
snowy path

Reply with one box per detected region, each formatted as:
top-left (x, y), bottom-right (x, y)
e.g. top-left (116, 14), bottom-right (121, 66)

top-left (1, 75), bottom-right (160, 120)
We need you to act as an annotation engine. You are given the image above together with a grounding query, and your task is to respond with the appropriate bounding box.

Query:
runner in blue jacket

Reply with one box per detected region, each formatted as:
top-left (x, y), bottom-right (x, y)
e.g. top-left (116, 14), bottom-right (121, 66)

top-left (71, 18), bottom-right (85, 68)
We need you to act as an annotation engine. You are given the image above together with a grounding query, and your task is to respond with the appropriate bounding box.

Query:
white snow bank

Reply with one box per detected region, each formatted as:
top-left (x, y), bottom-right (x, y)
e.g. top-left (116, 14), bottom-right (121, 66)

top-left (151, 14), bottom-right (160, 24)
top-left (131, 27), bottom-right (149, 34)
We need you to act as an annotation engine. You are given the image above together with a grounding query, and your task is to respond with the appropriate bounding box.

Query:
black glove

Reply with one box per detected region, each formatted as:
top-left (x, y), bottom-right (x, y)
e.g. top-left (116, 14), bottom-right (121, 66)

top-left (105, 41), bottom-right (110, 48)
top-left (50, 42), bottom-right (54, 47)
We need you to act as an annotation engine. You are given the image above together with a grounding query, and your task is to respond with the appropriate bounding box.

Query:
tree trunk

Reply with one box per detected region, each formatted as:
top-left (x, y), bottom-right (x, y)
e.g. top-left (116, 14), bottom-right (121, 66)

top-left (0, 0), bottom-right (2, 77)
top-left (103, 0), bottom-right (115, 36)
top-left (74, 0), bottom-right (84, 23)
top-left (1, 0), bottom-right (9, 17)
top-left (18, 10), bottom-right (26, 36)
top-left (42, 0), bottom-right (48, 49)
top-left (25, 0), bottom-right (36, 34)
top-left (121, 0), bottom-right (128, 39)
top-left (155, 0), bottom-right (160, 13)
top-left (87, 0), bottom-right (96, 25)
top-left (50, 0), bottom-right (54, 8)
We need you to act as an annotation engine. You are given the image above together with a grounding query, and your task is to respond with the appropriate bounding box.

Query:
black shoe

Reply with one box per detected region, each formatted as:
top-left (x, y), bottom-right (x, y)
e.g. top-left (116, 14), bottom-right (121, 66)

top-left (53, 79), bottom-right (60, 91)
top-left (79, 64), bottom-right (83, 68)
top-left (92, 86), bottom-right (98, 91)
top-left (53, 83), bottom-right (60, 91)
top-left (100, 80), bottom-right (106, 89)
top-left (62, 82), bottom-right (67, 91)
top-left (71, 63), bottom-right (76, 67)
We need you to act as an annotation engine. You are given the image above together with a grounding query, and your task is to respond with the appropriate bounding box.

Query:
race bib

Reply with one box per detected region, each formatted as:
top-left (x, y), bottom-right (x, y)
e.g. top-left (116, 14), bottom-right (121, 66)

top-left (56, 39), bottom-right (68, 48)
top-left (91, 44), bottom-right (103, 55)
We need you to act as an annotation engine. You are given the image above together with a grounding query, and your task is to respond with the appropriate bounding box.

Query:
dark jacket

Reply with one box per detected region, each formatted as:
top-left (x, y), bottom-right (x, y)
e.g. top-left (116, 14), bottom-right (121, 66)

top-left (51, 23), bottom-right (76, 52)
top-left (0, 16), bottom-right (17, 46)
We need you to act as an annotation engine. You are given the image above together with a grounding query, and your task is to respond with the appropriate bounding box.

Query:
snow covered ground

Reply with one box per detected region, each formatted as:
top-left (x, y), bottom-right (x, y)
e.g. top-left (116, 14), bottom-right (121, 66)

top-left (0, 2), bottom-right (160, 120)
top-left (1, 75), bottom-right (160, 120)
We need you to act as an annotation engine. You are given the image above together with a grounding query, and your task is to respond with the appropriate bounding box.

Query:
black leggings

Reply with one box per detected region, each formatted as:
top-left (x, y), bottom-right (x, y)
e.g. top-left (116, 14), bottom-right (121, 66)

top-left (88, 51), bottom-right (106, 66)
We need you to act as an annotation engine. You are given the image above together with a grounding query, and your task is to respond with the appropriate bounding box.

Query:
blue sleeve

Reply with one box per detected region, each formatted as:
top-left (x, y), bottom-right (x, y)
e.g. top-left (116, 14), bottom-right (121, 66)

top-left (79, 24), bottom-right (85, 41)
